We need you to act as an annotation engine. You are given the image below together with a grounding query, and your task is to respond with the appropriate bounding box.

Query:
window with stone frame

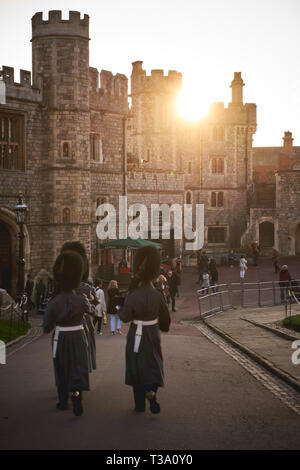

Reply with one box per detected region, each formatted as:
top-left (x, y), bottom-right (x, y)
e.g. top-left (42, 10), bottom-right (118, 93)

top-left (212, 126), bottom-right (224, 141)
top-left (90, 134), bottom-right (103, 162)
top-left (207, 226), bottom-right (226, 243)
top-left (186, 191), bottom-right (192, 204)
top-left (211, 192), bottom-right (224, 207)
top-left (63, 208), bottom-right (71, 223)
top-left (211, 156), bottom-right (224, 175)
top-left (0, 113), bottom-right (24, 170)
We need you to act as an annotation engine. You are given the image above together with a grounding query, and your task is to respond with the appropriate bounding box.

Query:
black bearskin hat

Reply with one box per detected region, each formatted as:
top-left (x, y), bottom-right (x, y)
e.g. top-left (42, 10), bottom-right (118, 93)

top-left (53, 250), bottom-right (83, 291)
top-left (133, 245), bottom-right (161, 282)
top-left (60, 241), bottom-right (89, 282)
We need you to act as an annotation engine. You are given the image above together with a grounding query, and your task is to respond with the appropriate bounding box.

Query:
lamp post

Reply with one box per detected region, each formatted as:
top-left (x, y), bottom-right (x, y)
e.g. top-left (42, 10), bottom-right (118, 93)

top-left (13, 191), bottom-right (28, 302)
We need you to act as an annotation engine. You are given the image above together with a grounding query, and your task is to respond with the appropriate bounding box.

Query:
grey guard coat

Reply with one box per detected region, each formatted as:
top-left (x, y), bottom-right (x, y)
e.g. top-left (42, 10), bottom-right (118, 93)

top-left (119, 284), bottom-right (171, 388)
top-left (43, 292), bottom-right (91, 392)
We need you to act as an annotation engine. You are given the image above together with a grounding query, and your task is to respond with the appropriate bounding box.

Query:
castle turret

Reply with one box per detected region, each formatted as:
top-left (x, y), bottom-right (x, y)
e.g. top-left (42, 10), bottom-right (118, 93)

top-left (230, 72), bottom-right (244, 105)
top-left (31, 11), bottom-right (92, 260)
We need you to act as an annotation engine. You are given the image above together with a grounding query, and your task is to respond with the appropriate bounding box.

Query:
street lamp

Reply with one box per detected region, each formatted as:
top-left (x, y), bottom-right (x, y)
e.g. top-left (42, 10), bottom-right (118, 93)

top-left (13, 191), bottom-right (28, 302)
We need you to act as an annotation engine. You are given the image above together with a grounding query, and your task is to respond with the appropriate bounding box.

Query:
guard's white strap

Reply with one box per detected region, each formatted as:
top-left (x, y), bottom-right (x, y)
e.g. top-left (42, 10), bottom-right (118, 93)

top-left (133, 319), bottom-right (158, 353)
top-left (53, 325), bottom-right (84, 358)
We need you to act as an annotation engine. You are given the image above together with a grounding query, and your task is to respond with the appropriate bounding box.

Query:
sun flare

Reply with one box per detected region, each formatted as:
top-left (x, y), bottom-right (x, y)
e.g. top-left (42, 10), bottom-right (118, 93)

top-left (177, 84), bottom-right (212, 120)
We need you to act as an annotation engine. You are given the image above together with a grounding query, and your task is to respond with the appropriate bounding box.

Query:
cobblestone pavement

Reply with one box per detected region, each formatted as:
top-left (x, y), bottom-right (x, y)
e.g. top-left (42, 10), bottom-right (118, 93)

top-left (188, 320), bottom-right (300, 416)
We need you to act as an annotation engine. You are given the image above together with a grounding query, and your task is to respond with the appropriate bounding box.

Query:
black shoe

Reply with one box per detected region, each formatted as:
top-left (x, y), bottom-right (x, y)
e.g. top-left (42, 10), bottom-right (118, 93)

top-left (134, 407), bottom-right (146, 413)
top-left (146, 391), bottom-right (160, 414)
top-left (72, 391), bottom-right (83, 416)
top-left (56, 402), bottom-right (68, 411)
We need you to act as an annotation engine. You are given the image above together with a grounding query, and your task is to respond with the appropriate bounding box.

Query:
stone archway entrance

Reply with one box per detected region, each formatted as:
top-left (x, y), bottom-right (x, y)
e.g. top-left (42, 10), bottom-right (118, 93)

top-left (259, 221), bottom-right (274, 251)
top-left (296, 223), bottom-right (300, 255)
top-left (0, 222), bottom-right (12, 294)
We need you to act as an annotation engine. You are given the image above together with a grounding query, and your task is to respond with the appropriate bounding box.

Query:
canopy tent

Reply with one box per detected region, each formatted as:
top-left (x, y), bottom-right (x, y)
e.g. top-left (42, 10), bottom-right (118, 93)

top-left (98, 237), bottom-right (162, 250)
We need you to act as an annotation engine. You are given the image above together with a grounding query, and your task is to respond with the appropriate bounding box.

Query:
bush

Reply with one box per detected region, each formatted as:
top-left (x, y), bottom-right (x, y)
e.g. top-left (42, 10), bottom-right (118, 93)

top-left (283, 314), bottom-right (300, 332)
top-left (0, 320), bottom-right (31, 344)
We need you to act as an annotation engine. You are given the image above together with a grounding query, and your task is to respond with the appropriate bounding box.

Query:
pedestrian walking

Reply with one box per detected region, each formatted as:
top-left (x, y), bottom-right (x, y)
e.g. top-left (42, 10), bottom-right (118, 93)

top-left (166, 269), bottom-right (179, 312)
top-left (94, 279), bottom-right (107, 335)
top-left (251, 241), bottom-right (260, 266)
top-left (107, 280), bottom-right (123, 335)
top-left (208, 257), bottom-right (219, 292)
top-left (119, 245), bottom-right (171, 414)
top-left (155, 274), bottom-right (169, 305)
top-left (202, 270), bottom-right (210, 295)
top-left (196, 249), bottom-right (208, 284)
top-left (60, 242), bottom-right (98, 372)
top-left (239, 255), bottom-right (248, 280)
top-left (43, 250), bottom-right (90, 416)
top-left (174, 258), bottom-right (182, 297)
top-left (279, 265), bottom-right (292, 302)
top-left (272, 248), bottom-right (280, 274)
top-left (25, 274), bottom-right (34, 310)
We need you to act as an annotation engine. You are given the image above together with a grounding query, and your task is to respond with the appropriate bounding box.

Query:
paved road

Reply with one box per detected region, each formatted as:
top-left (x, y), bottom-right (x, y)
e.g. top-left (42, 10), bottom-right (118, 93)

top-left (1, 259), bottom-right (300, 450)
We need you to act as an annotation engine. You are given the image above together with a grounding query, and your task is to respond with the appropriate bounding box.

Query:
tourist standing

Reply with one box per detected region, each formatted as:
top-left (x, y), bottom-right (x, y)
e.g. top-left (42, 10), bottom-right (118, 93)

top-left (279, 265), bottom-right (292, 302)
top-left (166, 270), bottom-right (179, 312)
top-left (251, 241), bottom-right (260, 266)
top-left (94, 279), bottom-right (106, 335)
top-left (43, 250), bottom-right (90, 416)
top-left (119, 245), bottom-right (171, 414)
top-left (272, 248), bottom-right (280, 274)
top-left (239, 255), bottom-right (248, 280)
top-left (107, 280), bottom-right (123, 335)
top-left (208, 257), bottom-right (219, 292)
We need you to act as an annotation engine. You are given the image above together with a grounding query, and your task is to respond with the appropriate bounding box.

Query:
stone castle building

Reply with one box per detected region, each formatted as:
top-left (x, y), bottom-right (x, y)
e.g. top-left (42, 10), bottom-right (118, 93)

top-left (0, 10), bottom-right (299, 295)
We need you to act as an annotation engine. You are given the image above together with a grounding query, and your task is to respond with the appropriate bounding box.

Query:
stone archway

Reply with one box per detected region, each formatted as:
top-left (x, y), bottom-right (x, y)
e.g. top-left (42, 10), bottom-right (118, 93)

top-left (259, 221), bottom-right (274, 251)
top-left (0, 208), bottom-right (30, 298)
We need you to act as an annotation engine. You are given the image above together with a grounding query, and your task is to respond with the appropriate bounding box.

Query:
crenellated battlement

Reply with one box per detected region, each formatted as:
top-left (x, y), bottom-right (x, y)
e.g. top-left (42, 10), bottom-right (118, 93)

top-left (31, 10), bottom-right (89, 40)
top-left (131, 61), bottom-right (182, 95)
top-left (0, 65), bottom-right (42, 102)
top-left (89, 68), bottom-right (128, 113)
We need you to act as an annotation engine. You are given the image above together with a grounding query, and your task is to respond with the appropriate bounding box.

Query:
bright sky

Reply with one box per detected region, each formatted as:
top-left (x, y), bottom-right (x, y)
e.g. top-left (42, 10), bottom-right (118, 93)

top-left (1, 0), bottom-right (299, 147)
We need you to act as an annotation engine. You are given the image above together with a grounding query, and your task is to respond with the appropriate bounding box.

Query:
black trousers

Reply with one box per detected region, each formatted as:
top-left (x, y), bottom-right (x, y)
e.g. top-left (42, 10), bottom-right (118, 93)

top-left (57, 386), bottom-right (82, 405)
top-left (132, 384), bottom-right (159, 411)
top-left (93, 317), bottom-right (102, 333)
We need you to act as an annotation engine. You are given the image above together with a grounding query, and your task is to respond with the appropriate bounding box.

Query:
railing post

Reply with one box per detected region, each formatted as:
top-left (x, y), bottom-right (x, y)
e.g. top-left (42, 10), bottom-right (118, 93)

top-left (241, 282), bottom-right (244, 308)
top-left (272, 281), bottom-right (276, 305)
top-left (258, 282), bottom-right (261, 308)
top-left (219, 290), bottom-right (223, 311)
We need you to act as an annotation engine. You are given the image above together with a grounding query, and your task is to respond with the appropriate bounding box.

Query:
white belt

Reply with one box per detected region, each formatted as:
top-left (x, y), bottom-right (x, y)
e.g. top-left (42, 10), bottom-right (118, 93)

top-left (133, 319), bottom-right (158, 353)
top-left (53, 325), bottom-right (84, 358)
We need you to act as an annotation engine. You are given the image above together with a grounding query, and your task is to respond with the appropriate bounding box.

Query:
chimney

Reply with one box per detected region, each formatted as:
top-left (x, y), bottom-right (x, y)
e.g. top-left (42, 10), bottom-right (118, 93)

top-left (283, 131), bottom-right (293, 156)
top-left (230, 72), bottom-right (244, 104)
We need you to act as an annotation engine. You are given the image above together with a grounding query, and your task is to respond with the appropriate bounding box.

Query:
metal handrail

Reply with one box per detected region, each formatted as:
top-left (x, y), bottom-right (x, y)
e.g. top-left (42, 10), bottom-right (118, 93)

top-left (197, 279), bottom-right (300, 317)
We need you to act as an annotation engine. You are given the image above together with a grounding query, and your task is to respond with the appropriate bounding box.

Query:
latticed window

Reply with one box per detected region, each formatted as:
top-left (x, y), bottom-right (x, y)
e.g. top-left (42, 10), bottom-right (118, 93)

top-left (207, 226), bottom-right (226, 243)
top-left (0, 113), bottom-right (24, 170)
top-left (211, 157), bottom-right (224, 175)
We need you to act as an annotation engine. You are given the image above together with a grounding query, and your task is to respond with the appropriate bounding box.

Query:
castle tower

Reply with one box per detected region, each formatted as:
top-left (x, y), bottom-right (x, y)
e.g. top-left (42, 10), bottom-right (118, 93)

top-left (129, 61), bottom-right (182, 171)
top-left (31, 11), bottom-right (92, 264)
top-left (230, 72), bottom-right (245, 105)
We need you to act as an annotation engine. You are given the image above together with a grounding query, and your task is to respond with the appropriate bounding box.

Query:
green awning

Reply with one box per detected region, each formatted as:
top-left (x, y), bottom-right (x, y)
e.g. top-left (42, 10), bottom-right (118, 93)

top-left (98, 237), bottom-right (162, 250)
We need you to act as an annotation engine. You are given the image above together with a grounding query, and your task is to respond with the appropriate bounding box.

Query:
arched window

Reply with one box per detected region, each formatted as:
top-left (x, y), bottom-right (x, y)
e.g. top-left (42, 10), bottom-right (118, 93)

top-left (217, 158), bottom-right (224, 174)
top-left (63, 208), bottom-right (71, 223)
top-left (217, 127), bottom-right (224, 141)
top-left (211, 157), bottom-right (224, 175)
top-left (212, 158), bottom-right (217, 173)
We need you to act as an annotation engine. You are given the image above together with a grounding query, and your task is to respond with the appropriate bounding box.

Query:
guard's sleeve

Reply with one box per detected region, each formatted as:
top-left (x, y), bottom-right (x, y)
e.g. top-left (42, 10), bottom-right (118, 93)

top-left (158, 293), bottom-right (171, 332)
top-left (43, 299), bottom-right (56, 333)
top-left (119, 293), bottom-right (134, 323)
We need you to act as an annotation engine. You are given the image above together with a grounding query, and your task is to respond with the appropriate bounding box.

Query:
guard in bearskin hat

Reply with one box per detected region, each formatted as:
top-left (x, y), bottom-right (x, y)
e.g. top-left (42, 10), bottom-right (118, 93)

top-left (119, 245), bottom-right (171, 413)
top-left (60, 242), bottom-right (98, 372)
top-left (43, 250), bottom-right (91, 416)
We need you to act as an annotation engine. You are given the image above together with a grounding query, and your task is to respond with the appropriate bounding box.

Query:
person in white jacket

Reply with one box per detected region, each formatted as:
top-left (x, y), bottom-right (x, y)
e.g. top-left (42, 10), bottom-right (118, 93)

top-left (240, 255), bottom-right (248, 280)
top-left (94, 279), bottom-right (107, 335)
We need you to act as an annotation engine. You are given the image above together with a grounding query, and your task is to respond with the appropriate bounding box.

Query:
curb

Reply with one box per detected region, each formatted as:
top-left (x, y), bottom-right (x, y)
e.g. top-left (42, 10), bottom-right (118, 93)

top-left (202, 317), bottom-right (300, 394)
top-left (6, 325), bottom-right (35, 348)
top-left (242, 317), bottom-right (300, 342)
